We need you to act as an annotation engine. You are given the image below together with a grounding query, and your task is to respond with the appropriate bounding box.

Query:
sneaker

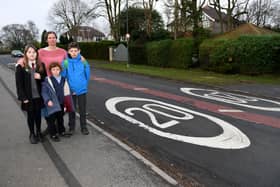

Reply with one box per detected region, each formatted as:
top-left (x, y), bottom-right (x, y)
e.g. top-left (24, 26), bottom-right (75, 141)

top-left (50, 135), bottom-right (60, 142)
top-left (81, 128), bottom-right (89, 135)
top-left (29, 134), bottom-right (38, 144)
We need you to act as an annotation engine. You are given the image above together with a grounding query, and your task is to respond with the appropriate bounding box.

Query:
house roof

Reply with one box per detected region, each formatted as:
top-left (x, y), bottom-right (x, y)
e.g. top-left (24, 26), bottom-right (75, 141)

top-left (77, 26), bottom-right (105, 37)
top-left (214, 23), bottom-right (279, 39)
top-left (66, 26), bottom-right (105, 38)
top-left (202, 5), bottom-right (227, 22)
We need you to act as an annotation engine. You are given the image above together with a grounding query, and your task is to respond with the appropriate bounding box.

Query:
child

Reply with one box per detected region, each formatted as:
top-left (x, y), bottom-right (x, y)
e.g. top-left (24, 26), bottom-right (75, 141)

top-left (15, 44), bottom-right (47, 144)
top-left (41, 62), bottom-right (72, 142)
top-left (61, 42), bottom-right (90, 135)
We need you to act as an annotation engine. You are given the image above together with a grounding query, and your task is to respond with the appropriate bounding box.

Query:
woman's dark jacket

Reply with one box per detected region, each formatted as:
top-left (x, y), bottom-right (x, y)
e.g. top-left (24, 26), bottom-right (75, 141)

top-left (15, 63), bottom-right (47, 111)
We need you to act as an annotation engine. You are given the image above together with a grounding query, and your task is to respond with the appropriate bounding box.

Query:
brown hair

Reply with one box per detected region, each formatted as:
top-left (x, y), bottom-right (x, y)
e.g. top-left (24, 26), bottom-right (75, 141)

top-left (23, 44), bottom-right (44, 72)
top-left (68, 42), bottom-right (80, 50)
top-left (48, 62), bottom-right (62, 73)
top-left (46, 31), bottom-right (57, 40)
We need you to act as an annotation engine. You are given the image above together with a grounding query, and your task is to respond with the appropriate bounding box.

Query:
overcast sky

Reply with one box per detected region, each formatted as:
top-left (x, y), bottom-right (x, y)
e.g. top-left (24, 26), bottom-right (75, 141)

top-left (0, 0), bottom-right (166, 37)
top-left (0, 0), bottom-right (112, 36)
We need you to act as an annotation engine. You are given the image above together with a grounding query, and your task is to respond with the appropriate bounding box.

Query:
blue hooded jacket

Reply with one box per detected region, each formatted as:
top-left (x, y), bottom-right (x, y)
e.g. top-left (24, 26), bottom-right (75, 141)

top-left (61, 53), bottom-right (90, 95)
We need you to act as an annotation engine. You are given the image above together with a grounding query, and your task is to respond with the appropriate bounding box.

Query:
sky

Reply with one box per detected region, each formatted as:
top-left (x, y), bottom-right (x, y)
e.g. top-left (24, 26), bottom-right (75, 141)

top-left (0, 0), bottom-right (166, 38)
top-left (0, 0), bottom-right (111, 37)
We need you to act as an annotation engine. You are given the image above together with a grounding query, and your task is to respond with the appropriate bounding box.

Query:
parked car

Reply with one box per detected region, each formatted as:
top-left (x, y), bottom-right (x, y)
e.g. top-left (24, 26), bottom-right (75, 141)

top-left (11, 50), bottom-right (24, 57)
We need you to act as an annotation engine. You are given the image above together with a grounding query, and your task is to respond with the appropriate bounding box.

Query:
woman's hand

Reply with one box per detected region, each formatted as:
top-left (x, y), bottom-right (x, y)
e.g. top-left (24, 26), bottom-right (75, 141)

top-left (47, 100), bottom-right (53, 107)
top-left (23, 100), bottom-right (29, 103)
top-left (34, 73), bottom-right (41, 79)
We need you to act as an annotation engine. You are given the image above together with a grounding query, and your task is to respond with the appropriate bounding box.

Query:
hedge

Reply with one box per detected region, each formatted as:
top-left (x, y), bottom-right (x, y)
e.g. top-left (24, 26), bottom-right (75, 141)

top-left (200, 35), bottom-right (280, 74)
top-left (213, 35), bottom-right (280, 74)
top-left (131, 39), bottom-right (193, 68)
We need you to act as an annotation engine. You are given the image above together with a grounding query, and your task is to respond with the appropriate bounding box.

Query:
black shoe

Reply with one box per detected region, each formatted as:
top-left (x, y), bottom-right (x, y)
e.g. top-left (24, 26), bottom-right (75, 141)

top-left (50, 135), bottom-right (60, 142)
top-left (29, 134), bottom-right (38, 144)
top-left (81, 128), bottom-right (89, 135)
top-left (59, 132), bottom-right (71, 138)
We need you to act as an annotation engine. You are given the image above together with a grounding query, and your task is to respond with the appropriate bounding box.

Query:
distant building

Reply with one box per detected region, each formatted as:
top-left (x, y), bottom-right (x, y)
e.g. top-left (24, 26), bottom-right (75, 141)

top-left (167, 5), bottom-right (240, 35)
top-left (64, 26), bottom-right (106, 42)
top-left (201, 5), bottom-right (240, 34)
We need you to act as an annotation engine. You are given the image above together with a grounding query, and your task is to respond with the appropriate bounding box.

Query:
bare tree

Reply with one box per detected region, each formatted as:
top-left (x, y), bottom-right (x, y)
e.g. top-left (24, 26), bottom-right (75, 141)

top-left (48, 0), bottom-right (101, 41)
top-left (142, 0), bottom-right (158, 38)
top-left (0, 22), bottom-right (38, 49)
top-left (102, 0), bottom-right (122, 41)
top-left (246, 0), bottom-right (276, 26)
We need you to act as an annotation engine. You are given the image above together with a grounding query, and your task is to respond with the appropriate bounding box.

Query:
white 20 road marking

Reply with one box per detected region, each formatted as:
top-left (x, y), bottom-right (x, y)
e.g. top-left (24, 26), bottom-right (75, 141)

top-left (181, 88), bottom-right (280, 111)
top-left (105, 97), bottom-right (250, 149)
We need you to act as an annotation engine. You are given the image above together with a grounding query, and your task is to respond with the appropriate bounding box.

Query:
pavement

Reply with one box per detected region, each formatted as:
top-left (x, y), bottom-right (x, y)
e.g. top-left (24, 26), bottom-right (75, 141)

top-left (0, 62), bottom-right (279, 187)
top-left (0, 64), bottom-right (174, 187)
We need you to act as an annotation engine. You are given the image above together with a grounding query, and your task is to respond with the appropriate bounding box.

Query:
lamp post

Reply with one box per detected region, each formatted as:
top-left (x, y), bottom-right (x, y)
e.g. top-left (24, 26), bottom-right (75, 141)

top-left (126, 0), bottom-right (130, 68)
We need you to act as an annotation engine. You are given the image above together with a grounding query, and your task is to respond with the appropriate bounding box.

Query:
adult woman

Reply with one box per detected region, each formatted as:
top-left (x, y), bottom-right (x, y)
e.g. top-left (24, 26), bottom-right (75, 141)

top-left (38, 31), bottom-right (67, 76)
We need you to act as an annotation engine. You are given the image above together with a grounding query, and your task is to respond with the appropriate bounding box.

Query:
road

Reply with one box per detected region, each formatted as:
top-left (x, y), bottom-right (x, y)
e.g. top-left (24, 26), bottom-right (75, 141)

top-left (2, 55), bottom-right (280, 186)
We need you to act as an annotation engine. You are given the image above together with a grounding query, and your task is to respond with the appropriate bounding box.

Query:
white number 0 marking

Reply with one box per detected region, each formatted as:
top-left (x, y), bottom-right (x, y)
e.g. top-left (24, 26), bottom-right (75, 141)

top-left (106, 97), bottom-right (250, 149)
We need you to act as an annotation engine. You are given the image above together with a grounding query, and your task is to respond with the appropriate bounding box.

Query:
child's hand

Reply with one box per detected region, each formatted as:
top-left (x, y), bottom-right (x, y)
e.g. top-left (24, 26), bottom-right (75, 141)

top-left (64, 107), bottom-right (67, 112)
top-left (47, 101), bottom-right (53, 107)
top-left (34, 73), bottom-right (41, 79)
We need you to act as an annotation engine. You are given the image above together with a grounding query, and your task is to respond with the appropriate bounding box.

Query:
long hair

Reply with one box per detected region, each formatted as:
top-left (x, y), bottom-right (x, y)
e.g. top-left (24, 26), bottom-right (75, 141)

top-left (23, 44), bottom-right (44, 72)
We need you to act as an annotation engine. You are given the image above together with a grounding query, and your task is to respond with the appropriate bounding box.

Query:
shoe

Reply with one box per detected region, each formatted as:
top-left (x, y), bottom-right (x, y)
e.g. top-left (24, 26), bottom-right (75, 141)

top-left (29, 134), bottom-right (38, 144)
top-left (59, 132), bottom-right (71, 138)
top-left (81, 128), bottom-right (89, 135)
top-left (50, 135), bottom-right (60, 142)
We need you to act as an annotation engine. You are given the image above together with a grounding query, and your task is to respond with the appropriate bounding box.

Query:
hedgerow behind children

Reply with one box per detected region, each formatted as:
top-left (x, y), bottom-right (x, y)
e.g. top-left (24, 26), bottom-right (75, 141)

top-left (41, 62), bottom-right (72, 142)
top-left (61, 42), bottom-right (90, 135)
top-left (15, 44), bottom-right (47, 144)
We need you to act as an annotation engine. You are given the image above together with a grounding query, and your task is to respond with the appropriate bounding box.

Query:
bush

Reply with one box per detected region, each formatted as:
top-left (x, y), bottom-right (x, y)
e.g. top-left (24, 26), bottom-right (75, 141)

top-left (208, 35), bottom-right (280, 74)
top-left (146, 40), bottom-right (171, 67)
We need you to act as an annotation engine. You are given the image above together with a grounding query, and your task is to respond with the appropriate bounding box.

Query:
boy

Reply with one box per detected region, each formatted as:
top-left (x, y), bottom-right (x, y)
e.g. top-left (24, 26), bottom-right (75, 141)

top-left (61, 42), bottom-right (90, 135)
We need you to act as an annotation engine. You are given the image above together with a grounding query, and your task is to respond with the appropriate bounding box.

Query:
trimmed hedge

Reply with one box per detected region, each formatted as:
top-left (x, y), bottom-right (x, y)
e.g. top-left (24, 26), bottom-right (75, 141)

top-left (58, 41), bottom-right (117, 60)
top-left (79, 41), bottom-right (117, 60)
top-left (200, 35), bottom-right (280, 74)
top-left (128, 44), bottom-right (147, 65)
top-left (131, 39), bottom-right (193, 68)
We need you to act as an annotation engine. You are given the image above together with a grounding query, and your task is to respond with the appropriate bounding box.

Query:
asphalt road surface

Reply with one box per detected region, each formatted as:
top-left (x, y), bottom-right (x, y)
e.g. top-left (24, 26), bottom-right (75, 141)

top-left (2, 55), bottom-right (280, 186)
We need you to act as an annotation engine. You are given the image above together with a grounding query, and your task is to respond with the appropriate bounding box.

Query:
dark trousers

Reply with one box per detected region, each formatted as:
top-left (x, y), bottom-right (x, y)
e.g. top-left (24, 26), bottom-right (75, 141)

top-left (46, 105), bottom-right (65, 136)
top-left (69, 94), bottom-right (87, 130)
top-left (26, 98), bottom-right (42, 135)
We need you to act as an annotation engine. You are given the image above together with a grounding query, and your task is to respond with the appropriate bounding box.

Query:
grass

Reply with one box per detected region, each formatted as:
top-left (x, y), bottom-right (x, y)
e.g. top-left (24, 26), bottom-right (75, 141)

top-left (91, 60), bottom-right (280, 86)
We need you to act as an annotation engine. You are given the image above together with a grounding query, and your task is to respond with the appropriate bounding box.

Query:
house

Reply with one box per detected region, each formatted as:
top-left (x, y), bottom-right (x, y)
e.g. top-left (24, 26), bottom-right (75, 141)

top-left (167, 5), bottom-right (240, 35)
top-left (64, 26), bottom-right (106, 42)
top-left (201, 5), bottom-right (240, 34)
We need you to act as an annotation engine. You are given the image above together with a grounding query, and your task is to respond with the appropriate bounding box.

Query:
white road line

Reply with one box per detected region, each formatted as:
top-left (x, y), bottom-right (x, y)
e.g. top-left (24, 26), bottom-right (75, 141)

top-left (218, 109), bottom-right (244, 113)
top-left (133, 87), bottom-right (148, 91)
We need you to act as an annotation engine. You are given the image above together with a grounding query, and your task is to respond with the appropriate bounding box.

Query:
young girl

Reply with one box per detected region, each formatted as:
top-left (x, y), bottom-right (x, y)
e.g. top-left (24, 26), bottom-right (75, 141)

top-left (41, 62), bottom-right (72, 142)
top-left (15, 44), bottom-right (47, 144)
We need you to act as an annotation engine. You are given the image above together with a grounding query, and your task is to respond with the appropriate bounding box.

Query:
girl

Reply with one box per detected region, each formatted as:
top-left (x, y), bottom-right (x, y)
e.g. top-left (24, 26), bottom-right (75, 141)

top-left (41, 62), bottom-right (72, 142)
top-left (15, 44), bottom-right (47, 144)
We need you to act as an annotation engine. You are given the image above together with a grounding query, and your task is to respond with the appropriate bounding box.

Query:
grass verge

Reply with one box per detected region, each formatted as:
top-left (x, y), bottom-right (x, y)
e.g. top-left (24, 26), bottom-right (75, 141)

top-left (91, 60), bottom-right (280, 86)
